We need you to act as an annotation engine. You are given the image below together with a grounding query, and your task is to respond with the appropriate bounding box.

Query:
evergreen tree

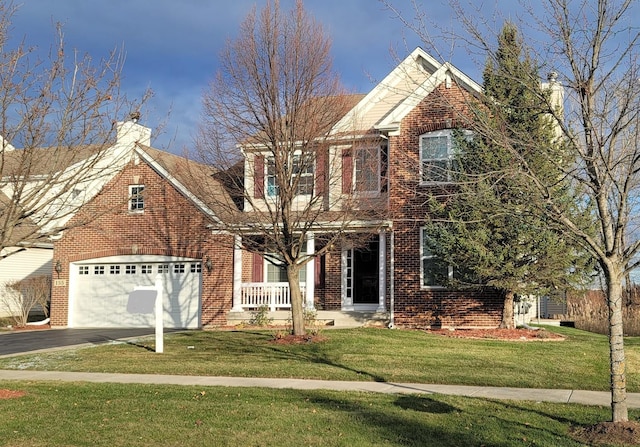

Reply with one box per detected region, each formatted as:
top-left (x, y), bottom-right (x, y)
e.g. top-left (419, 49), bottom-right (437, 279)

top-left (425, 23), bottom-right (592, 328)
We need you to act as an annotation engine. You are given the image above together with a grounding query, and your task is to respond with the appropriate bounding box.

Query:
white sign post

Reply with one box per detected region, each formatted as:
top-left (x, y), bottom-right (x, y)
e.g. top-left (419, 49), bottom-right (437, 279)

top-left (126, 274), bottom-right (164, 353)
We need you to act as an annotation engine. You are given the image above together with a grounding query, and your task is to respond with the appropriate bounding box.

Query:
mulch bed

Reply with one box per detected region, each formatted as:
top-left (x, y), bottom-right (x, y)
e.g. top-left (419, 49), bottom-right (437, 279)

top-left (424, 327), bottom-right (565, 341)
top-left (0, 389), bottom-right (26, 399)
top-left (270, 334), bottom-right (327, 344)
top-left (571, 421), bottom-right (640, 446)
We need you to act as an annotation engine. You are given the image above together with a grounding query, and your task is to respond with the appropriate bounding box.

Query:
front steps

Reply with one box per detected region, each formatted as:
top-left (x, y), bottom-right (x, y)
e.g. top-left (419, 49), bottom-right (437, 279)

top-left (226, 310), bottom-right (389, 328)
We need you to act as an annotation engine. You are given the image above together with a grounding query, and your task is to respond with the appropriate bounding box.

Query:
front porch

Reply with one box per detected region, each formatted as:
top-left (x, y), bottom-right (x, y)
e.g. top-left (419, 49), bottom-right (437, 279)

top-left (238, 282), bottom-right (307, 311)
top-left (230, 232), bottom-right (390, 314)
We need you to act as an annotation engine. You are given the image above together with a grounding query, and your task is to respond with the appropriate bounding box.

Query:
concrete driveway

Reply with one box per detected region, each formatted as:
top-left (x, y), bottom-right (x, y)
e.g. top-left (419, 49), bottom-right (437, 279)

top-left (0, 328), bottom-right (159, 357)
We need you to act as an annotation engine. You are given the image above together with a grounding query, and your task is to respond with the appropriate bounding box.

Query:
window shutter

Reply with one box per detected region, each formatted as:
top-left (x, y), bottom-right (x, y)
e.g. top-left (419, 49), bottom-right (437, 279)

top-left (252, 253), bottom-right (264, 282)
top-left (314, 255), bottom-right (325, 288)
top-left (315, 148), bottom-right (327, 196)
top-left (380, 144), bottom-right (388, 193)
top-left (254, 155), bottom-right (265, 198)
top-left (342, 149), bottom-right (353, 193)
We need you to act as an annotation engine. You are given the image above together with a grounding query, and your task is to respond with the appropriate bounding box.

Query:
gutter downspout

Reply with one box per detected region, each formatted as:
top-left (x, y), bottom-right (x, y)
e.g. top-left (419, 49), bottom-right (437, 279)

top-left (388, 229), bottom-right (395, 329)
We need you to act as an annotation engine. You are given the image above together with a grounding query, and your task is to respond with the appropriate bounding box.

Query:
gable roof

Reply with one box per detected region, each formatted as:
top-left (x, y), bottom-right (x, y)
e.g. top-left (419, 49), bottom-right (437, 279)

top-left (1, 124), bottom-right (236, 243)
top-left (0, 189), bottom-right (43, 247)
top-left (0, 144), bottom-right (109, 178)
top-left (332, 47), bottom-right (481, 136)
top-left (135, 145), bottom-right (239, 223)
top-left (241, 94), bottom-right (365, 151)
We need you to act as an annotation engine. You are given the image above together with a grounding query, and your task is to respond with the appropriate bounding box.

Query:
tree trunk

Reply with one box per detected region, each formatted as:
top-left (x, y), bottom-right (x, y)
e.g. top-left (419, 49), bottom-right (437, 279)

top-left (607, 276), bottom-right (628, 422)
top-left (287, 264), bottom-right (306, 336)
top-left (499, 289), bottom-right (515, 329)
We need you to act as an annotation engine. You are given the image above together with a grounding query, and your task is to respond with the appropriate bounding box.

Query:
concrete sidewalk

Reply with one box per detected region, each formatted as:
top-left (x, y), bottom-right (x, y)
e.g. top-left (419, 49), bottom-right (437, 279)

top-left (1, 369), bottom-right (639, 408)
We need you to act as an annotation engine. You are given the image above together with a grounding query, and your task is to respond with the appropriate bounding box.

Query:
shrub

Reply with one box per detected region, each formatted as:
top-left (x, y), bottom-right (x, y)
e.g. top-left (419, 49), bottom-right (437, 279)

top-left (567, 287), bottom-right (640, 335)
top-left (248, 305), bottom-right (273, 327)
top-left (1, 275), bottom-right (51, 327)
top-left (303, 309), bottom-right (321, 336)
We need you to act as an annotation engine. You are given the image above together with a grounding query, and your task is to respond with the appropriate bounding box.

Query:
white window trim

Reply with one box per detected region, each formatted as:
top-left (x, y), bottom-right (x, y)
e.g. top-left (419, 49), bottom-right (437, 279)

top-left (129, 184), bottom-right (145, 213)
top-left (353, 145), bottom-right (381, 198)
top-left (419, 129), bottom-right (454, 185)
top-left (264, 254), bottom-right (306, 284)
top-left (265, 152), bottom-right (314, 198)
top-left (419, 129), bottom-right (473, 185)
top-left (420, 227), bottom-right (453, 289)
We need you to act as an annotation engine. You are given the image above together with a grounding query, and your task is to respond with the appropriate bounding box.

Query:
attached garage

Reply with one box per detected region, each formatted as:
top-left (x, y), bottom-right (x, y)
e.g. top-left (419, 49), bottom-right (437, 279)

top-left (69, 256), bottom-right (202, 328)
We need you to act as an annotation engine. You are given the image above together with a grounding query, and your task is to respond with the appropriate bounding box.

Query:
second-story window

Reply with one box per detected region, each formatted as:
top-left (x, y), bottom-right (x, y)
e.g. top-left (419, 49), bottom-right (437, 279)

top-left (293, 155), bottom-right (314, 195)
top-left (266, 158), bottom-right (279, 197)
top-left (129, 185), bottom-right (145, 212)
top-left (342, 144), bottom-right (385, 196)
top-left (354, 146), bottom-right (380, 195)
top-left (420, 130), bottom-right (471, 184)
top-left (420, 130), bottom-right (453, 183)
top-left (266, 154), bottom-right (314, 197)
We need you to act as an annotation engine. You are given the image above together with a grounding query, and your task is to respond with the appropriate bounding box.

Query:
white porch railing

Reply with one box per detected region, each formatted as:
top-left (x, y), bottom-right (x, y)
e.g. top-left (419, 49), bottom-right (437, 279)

top-left (240, 282), bottom-right (306, 311)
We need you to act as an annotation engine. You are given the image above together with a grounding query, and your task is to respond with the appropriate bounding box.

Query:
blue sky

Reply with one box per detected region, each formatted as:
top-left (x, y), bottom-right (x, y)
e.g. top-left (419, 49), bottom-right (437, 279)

top-left (9, 0), bottom-right (521, 152)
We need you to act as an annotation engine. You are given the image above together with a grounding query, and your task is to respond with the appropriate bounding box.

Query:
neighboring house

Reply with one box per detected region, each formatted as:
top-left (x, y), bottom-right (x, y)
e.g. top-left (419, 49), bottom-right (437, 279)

top-left (1, 183), bottom-right (54, 319)
top-left (16, 47), bottom-right (556, 329)
top-left (49, 122), bottom-right (234, 328)
top-left (0, 245), bottom-right (52, 318)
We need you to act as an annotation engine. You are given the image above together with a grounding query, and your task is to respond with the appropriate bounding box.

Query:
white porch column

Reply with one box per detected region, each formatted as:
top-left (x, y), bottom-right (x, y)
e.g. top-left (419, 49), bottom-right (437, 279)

top-left (305, 232), bottom-right (315, 310)
top-left (341, 245), bottom-right (354, 311)
top-left (377, 231), bottom-right (386, 312)
top-left (231, 235), bottom-right (244, 312)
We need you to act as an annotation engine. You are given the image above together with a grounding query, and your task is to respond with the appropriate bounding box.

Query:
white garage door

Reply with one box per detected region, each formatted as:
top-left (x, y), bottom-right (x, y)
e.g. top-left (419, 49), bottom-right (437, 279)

top-left (70, 256), bottom-right (201, 328)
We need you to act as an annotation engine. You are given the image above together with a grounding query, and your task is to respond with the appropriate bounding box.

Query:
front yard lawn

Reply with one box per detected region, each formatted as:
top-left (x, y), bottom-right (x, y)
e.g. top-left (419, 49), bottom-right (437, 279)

top-left (1, 326), bottom-right (638, 392)
top-left (0, 381), bottom-right (633, 446)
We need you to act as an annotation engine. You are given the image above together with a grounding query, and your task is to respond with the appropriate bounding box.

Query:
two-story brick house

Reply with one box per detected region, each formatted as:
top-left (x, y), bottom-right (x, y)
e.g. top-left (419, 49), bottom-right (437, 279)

top-left (46, 47), bottom-right (511, 329)
top-left (228, 47), bottom-right (504, 328)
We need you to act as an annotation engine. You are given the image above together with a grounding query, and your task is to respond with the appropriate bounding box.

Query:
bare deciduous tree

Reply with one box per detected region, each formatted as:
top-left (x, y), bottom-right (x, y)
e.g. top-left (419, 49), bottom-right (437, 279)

top-left (2, 275), bottom-right (51, 326)
top-left (386, 0), bottom-right (640, 424)
top-left (194, 0), bottom-right (384, 335)
top-left (0, 2), bottom-right (145, 258)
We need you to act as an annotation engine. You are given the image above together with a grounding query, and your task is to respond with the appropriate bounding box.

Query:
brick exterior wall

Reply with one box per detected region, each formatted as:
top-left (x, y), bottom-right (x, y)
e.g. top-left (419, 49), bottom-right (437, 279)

top-left (50, 156), bottom-right (234, 328)
top-left (319, 245), bottom-right (342, 310)
top-left (386, 82), bottom-right (504, 328)
top-left (272, 82), bottom-right (504, 327)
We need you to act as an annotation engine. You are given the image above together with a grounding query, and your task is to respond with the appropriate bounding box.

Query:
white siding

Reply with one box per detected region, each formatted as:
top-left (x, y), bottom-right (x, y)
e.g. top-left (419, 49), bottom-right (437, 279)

top-left (0, 247), bottom-right (53, 317)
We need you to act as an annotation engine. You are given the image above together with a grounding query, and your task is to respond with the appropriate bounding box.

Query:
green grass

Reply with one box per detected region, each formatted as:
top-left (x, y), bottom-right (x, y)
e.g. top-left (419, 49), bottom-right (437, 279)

top-left (0, 381), bottom-right (635, 447)
top-left (1, 326), bottom-right (637, 392)
top-left (1, 326), bottom-right (639, 446)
